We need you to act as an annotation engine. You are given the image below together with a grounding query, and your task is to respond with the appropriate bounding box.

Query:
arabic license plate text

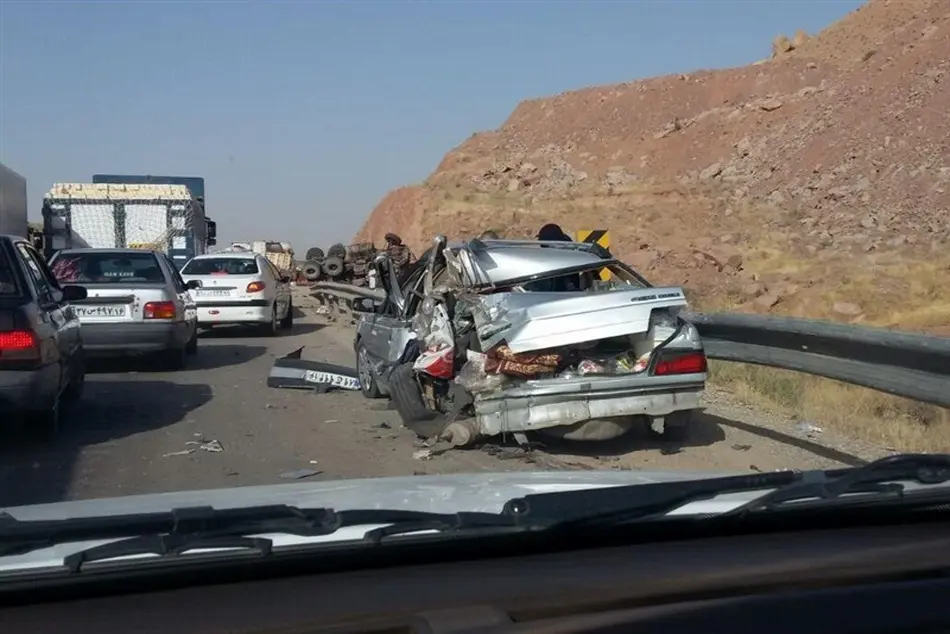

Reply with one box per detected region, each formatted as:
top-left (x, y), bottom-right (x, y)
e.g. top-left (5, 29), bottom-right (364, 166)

top-left (303, 370), bottom-right (359, 390)
top-left (75, 305), bottom-right (128, 319)
top-left (197, 289), bottom-right (230, 297)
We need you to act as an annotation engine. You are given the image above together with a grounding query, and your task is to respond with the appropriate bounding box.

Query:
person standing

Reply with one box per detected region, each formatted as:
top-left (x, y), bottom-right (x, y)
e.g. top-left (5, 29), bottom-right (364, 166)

top-left (536, 223), bottom-right (572, 242)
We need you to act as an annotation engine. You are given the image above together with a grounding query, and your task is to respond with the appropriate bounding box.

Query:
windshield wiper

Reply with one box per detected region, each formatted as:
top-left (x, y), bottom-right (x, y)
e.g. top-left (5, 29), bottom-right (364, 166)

top-left (716, 452), bottom-right (950, 518)
top-left (0, 505), bottom-right (530, 572)
top-left (501, 454), bottom-right (950, 529)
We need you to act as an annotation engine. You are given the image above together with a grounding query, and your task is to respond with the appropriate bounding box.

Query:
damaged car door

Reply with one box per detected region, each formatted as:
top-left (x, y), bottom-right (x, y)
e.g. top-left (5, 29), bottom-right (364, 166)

top-left (355, 256), bottom-right (417, 397)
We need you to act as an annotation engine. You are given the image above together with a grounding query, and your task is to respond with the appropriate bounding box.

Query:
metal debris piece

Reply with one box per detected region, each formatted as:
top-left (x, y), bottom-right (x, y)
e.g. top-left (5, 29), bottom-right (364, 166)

top-left (268, 347), bottom-right (361, 392)
top-left (162, 449), bottom-right (195, 458)
top-left (185, 438), bottom-right (224, 453)
top-left (279, 468), bottom-right (322, 480)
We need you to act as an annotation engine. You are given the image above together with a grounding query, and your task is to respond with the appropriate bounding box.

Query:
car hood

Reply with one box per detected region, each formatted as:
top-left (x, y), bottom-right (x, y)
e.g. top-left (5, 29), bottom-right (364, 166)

top-left (0, 469), bottom-right (770, 573)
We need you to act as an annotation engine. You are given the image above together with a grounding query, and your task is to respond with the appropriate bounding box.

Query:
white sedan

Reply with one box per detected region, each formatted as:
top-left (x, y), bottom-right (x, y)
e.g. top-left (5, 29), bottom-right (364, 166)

top-left (179, 252), bottom-right (293, 336)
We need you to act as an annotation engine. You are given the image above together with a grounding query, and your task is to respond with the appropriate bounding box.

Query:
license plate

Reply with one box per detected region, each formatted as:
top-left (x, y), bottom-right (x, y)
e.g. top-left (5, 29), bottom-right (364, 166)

top-left (197, 289), bottom-right (230, 297)
top-left (303, 370), bottom-right (360, 390)
top-left (75, 305), bottom-right (128, 319)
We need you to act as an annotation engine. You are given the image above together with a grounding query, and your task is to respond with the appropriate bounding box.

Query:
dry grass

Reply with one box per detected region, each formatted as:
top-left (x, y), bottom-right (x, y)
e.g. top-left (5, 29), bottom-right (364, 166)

top-left (699, 249), bottom-right (950, 453)
top-left (709, 362), bottom-right (950, 452)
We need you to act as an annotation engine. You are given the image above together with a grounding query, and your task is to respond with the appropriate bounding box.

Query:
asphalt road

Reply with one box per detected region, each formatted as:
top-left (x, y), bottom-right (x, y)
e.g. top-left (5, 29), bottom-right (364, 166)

top-left (0, 295), bottom-right (878, 509)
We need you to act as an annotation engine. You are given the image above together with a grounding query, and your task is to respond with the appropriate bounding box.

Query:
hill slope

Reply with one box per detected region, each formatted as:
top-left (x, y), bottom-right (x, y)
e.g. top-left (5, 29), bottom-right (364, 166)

top-left (357, 0), bottom-right (949, 329)
top-left (355, 0), bottom-right (950, 449)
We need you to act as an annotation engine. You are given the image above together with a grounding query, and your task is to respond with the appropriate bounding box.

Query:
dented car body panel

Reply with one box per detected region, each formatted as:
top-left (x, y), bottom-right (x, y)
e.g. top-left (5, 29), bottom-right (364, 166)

top-left (354, 237), bottom-right (708, 439)
top-left (470, 286), bottom-right (689, 354)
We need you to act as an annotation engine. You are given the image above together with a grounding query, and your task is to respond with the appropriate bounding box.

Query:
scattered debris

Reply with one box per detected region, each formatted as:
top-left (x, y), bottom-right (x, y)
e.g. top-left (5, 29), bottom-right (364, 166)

top-left (731, 443), bottom-right (752, 451)
top-left (268, 347), bottom-right (361, 391)
top-left (162, 435), bottom-right (224, 457)
top-left (795, 421), bottom-right (823, 437)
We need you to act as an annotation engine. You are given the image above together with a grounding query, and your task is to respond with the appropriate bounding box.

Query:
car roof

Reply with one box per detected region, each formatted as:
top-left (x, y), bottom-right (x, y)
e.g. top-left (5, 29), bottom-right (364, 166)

top-left (190, 252), bottom-right (258, 260)
top-left (54, 248), bottom-right (163, 255)
top-left (446, 238), bottom-right (612, 286)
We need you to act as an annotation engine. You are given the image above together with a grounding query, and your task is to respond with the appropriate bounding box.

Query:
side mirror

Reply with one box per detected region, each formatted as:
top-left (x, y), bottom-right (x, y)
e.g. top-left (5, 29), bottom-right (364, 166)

top-left (186, 279), bottom-right (202, 290)
top-left (61, 285), bottom-right (88, 302)
top-left (352, 297), bottom-right (377, 313)
top-left (280, 275), bottom-right (291, 284)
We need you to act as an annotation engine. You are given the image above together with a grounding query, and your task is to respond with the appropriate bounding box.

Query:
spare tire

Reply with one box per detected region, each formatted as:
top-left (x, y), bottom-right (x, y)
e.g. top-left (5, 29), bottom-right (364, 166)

top-left (327, 243), bottom-right (346, 259)
top-left (322, 255), bottom-right (344, 278)
top-left (302, 260), bottom-right (322, 281)
top-left (305, 247), bottom-right (325, 261)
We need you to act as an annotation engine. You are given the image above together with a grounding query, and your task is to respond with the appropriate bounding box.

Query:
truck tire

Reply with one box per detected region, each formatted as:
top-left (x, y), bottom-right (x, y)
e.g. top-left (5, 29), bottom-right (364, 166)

top-left (305, 247), bottom-right (325, 261)
top-left (302, 260), bottom-right (322, 281)
top-left (322, 256), bottom-right (344, 278)
top-left (388, 363), bottom-right (446, 438)
top-left (327, 243), bottom-right (346, 259)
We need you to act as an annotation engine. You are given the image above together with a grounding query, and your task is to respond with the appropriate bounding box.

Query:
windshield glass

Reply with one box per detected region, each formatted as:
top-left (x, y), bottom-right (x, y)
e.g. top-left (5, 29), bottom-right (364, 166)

top-left (49, 252), bottom-right (165, 284)
top-left (182, 257), bottom-right (259, 276)
top-left (3, 0), bottom-right (947, 588)
top-left (520, 262), bottom-right (647, 293)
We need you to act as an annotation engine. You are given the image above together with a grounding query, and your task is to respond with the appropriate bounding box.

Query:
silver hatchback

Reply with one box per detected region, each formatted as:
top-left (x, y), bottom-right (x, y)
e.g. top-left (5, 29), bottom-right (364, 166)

top-left (48, 248), bottom-right (200, 369)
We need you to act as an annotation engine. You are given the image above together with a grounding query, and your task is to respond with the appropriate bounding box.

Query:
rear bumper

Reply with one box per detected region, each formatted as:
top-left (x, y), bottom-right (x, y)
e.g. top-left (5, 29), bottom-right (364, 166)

top-left (81, 321), bottom-right (190, 355)
top-left (196, 299), bottom-right (272, 325)
top-left (0, 365), bottom-right (60, 414)
top-left (472, 373), bottom-right (707, 436)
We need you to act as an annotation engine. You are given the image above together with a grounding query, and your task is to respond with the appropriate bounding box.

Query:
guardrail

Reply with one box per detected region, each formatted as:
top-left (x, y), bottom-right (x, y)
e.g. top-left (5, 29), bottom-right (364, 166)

top-left (686, 312), bottom-right (950, 408)
top-left (308, 282), bottom-right (950, 408)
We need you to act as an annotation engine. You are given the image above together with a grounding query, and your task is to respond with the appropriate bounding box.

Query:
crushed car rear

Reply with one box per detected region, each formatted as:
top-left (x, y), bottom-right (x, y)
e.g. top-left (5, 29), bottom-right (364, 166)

top-left (373, 237), bottom-right (708, 443)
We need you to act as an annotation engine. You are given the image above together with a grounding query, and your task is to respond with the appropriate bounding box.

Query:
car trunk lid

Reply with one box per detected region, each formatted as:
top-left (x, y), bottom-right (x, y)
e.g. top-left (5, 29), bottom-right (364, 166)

top-left (470, 286), bottom-right (689, 354)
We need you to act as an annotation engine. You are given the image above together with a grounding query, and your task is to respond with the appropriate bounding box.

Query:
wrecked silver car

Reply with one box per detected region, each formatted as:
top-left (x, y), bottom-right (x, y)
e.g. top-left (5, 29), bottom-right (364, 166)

top-left (352, 236), bottom-right (707, 445)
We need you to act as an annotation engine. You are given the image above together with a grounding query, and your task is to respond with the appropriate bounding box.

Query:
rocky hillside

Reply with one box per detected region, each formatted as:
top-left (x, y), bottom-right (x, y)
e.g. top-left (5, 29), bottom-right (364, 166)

top-left (356, 0), bottom-right (949, 332)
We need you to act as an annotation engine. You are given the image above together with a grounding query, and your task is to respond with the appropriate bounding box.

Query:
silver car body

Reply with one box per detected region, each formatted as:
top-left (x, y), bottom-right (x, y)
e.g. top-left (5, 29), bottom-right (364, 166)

top-left (355, 237), bottom-right (707, 438)
top-left (47, 248), bottom-right (197, 358)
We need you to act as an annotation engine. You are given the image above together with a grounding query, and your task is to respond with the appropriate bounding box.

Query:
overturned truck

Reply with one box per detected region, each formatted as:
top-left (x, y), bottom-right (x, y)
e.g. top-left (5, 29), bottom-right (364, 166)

top-left (300, 242), bottom-right (379, 286)
top-left (350, 236), bottom-right (708, 446)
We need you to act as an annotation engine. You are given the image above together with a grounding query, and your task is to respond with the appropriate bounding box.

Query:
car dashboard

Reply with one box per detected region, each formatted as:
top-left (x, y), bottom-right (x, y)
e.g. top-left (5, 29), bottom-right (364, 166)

top-left (3, 512), bottom-right (950, 634)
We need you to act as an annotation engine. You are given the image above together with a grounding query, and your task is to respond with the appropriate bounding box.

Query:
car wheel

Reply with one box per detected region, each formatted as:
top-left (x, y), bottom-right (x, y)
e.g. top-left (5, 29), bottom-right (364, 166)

top-left (62, 353), bottom-right (86, 404)
top-left (356, 341), bottom-right (383, 399)
top-left (160, 346), bottom-right (187, 371)
top-left (647, 409), bottom-right (695, 442)
top-left (185, 328), bottom-right (199, 355)
top-left (280, 300), bottom-right (294, 330)
top-left (27, 398), bottom-right (60, 442)
top-left (261, 304), bottom-right (279, 337)
top-left (388, 363), bottom-right (446, 438)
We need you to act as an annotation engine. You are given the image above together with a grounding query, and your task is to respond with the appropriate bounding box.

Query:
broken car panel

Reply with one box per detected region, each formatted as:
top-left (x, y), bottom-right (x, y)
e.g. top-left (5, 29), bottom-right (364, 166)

top-left (353, 236), bottom-right (708, 444)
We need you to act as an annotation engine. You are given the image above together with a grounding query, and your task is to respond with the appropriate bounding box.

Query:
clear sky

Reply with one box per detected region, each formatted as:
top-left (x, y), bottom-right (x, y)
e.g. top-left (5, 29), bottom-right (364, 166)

top-left (1, 0), bottom-right (864, 247)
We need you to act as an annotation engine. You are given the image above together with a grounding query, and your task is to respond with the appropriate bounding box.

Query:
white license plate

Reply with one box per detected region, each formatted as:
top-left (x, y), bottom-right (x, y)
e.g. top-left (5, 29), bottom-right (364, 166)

top-left (197, 289), bottom-right (230, 297)
top-left (75, 305), bottom-right (128, 319)
top-left (303, 370), bottom-right (360, 390)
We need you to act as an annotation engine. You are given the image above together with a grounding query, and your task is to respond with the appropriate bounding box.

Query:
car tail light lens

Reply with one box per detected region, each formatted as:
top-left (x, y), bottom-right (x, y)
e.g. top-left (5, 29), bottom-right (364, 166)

top-left (653, 351), bottom-right (708, 376)
top-left (144, 301), bottom-right (177, 320)
top-left (0, 330), bottom-right (41, 362)
top-left (246, 281), bottom-right (265, 293)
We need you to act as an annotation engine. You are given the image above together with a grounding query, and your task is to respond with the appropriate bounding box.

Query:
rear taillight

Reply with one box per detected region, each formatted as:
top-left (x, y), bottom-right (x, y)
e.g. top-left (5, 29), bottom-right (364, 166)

top-left (0, 330), bottom-right (41, 361)
top-left (246, 281), bottom-right (265, 293)
top-left (144, 301), bottom-right (177, 320)
top-left (653, 351), bottom-right (708, 376)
